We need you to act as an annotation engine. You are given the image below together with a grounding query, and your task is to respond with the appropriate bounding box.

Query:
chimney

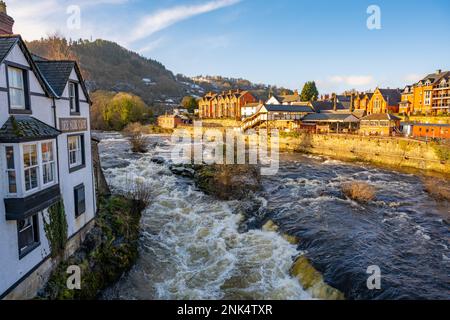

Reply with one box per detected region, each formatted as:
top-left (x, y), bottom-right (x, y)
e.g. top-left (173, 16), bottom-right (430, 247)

top-left (0, 1), bottom-right (14, 35)
top-left (436, 69), bottom-right (442, 75)
top-left (332, 93), bottom-right (337, 111)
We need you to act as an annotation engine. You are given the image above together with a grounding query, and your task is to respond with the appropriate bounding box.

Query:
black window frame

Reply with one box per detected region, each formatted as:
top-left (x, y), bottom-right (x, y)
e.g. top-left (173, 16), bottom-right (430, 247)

top-left (74, 184), bottom-right (86, 218)
top-left (69, 81), bottom-right (80, 115)
top-left (67, 133), bottom-right (86, 173)
top-left (17, 213), bottom-right (40, 259)
top-left (5, 61), bottom-right (31, 114)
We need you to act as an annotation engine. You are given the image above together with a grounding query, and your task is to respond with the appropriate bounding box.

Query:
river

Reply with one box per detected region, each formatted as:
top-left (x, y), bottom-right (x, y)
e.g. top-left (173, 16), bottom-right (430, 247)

top-left (96, 132), bottom-right (450, 300)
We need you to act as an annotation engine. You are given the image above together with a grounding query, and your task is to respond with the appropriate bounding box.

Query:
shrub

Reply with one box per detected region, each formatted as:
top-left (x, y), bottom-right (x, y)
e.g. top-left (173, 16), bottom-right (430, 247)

top-left (123, 177), bottom-right (152, 208)
top-left (342, 181), bottom-right (376, 202)
top-left (123, 123), bottom-right (148, 153)
top-left (423, 177), bottom-right (450, 201)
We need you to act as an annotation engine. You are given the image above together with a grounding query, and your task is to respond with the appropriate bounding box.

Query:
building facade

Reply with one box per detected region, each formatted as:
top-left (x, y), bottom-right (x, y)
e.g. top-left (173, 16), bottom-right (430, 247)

top-left (198, 89), bottom-right (257, 120)
top-left (367, 88), bottom-right (401, 114)
top-left (0, 5), bottom-right (95, 299)
top-left (359, 113), bottom-right (401, 136)
top-left (401, 70), bottom-right (450, 115)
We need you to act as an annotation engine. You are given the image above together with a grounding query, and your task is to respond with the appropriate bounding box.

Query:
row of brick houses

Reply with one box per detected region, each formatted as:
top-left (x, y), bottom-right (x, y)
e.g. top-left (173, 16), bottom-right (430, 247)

top-left (198, 89), bottom-right (258, 120)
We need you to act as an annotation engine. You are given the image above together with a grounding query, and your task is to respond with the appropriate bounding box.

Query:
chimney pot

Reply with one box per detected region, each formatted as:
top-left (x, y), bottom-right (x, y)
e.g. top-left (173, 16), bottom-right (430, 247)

top-left (437, 69), bottom-right (442, 74)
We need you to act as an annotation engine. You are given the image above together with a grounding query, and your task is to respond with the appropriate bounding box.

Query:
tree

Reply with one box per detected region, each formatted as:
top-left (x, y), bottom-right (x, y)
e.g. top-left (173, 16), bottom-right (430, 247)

top-left (90, 91), bottom-right (152, 130)
top-left (300, 81), bottom-right (319, 102)
top-left (181, 96), bottom-right (198, 113)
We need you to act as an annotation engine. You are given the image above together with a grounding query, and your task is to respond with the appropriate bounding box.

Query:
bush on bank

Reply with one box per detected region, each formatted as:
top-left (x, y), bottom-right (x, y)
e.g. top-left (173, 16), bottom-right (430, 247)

top-left (39, 195), bottom-right (145, 300)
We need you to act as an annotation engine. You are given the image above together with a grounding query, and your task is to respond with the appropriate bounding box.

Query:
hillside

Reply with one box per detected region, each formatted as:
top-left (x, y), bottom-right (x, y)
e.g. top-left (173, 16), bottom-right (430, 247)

top-left (26, 37), bottom-right (289, 107)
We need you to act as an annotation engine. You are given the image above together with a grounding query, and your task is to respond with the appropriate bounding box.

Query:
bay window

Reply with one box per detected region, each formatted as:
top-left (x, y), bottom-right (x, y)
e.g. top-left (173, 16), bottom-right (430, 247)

top-left (3, 141), bottom-right (57, 196)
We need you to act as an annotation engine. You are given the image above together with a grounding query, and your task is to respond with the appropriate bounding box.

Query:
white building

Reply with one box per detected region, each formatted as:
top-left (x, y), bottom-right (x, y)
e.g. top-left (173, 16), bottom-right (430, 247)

top-left (0, 3), bottom-right (96, 299)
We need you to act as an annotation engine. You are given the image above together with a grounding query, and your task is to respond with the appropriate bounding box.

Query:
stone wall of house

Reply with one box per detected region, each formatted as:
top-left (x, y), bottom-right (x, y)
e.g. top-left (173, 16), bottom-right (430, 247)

top-left (279, 133), bottom-right (450, 175)
top-left (2, 219), bottom-right (95, 300)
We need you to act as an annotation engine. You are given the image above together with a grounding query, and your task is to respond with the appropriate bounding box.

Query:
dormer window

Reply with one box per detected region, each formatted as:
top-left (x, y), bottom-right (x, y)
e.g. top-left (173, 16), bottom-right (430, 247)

top-left (8, 66), bottom-right (29, 112)
top-left (69, 82), bottom-right (79, 114)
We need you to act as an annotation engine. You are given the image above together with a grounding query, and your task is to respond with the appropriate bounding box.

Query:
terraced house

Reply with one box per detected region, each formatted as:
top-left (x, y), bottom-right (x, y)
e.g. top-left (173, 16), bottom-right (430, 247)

top-left (401, 70), bottom-right (450, 115)
top-left (198, 89), bottom-right (257, 120)
top-left (0, 4), bottom-right (96, 299)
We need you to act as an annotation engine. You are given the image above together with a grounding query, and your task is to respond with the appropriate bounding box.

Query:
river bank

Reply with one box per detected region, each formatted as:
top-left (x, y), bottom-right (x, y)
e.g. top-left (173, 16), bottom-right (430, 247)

top-left (278, 133), bottom-right (450, 176)
top-left (39, 195), bottom-right (145, 300)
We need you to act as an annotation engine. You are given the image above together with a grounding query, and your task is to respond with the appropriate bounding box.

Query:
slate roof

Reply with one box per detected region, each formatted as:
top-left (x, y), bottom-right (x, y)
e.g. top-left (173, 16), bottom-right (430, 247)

top-left (0, 116), bottom-right (61, 143)
top-left (0, 35), bottom-right (19, 63)
top-left (263, 104), bottom-right (314, 113)
top-left (302, 113), bottom-right (360, 122)
top-left (35, 61), bottom-right (76, 96)
top-left (378, 89), bottom-right (402, 106)
top-left (361, 113), bottom-right (401, 121)
top-left (310, 101), bottom-right (346, 112)
top-left (419, 71), bottom-right (450, 85)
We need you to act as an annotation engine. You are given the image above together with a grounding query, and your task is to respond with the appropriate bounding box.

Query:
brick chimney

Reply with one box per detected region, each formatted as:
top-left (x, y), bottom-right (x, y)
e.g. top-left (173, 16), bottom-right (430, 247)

top-left (0, 1), bottom-right (14, 35)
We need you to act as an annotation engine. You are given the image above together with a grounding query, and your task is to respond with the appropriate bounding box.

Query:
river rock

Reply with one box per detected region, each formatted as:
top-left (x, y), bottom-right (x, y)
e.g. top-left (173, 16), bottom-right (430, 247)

top-left (194, 164), bottom-right (261, 200)
top-left (170, 165), bottom-right (196, 178)
top-left (291, 256), bottom-right (345, 300)
top-left (151, 156), bottom-right (166, 165)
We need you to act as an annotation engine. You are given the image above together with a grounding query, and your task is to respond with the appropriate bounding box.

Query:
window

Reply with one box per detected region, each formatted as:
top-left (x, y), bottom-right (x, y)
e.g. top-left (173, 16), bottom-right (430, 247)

top-left (69, 82), bottom-right (79, 114)
top-left (68, 135), bottom-right (84, 171)
top-left (5, 146), bottom-right (17, 194)
top-left (424, 91), bottom-right (432, 106)
top-left (41, 142), bottom-right (55, 185)
top-left (23, 144), bottom-right (39, 192)
top-left (8, 66), bottom-right (27, 110)
top-left (17, 214), bottom-right (39, 257)
top-left (74, 184), bottom-right (86, 217)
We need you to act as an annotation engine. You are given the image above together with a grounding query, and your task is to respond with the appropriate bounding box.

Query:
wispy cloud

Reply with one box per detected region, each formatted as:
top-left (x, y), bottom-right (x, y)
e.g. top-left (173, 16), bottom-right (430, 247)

top-left (136, 37), bottom-right (167, 54)
top-left (8, 0), bottom-right (129, 40)
top-left (128, 0), bottom-right (241, 44)
top-left (328, 75), bottom-right (375, 87)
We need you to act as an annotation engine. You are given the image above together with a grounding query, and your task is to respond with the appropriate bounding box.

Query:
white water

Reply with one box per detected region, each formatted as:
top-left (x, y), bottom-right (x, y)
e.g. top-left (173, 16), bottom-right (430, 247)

top-left (101, 135), bottom-right (311, 300)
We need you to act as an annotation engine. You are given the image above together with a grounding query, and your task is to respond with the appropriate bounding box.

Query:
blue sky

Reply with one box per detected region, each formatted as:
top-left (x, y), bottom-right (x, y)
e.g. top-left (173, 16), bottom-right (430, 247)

top-left (9, 0), bottom-right (450, 93)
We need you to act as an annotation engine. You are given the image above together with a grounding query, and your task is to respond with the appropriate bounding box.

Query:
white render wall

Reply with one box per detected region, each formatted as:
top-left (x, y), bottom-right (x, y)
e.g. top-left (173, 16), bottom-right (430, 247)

top-left (0, 42), bottom-right (96, 297)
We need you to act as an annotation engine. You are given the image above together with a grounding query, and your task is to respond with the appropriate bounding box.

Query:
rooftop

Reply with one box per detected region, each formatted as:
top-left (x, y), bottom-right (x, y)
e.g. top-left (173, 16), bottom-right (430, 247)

top-left (0, 115), bottom-right (61, 143)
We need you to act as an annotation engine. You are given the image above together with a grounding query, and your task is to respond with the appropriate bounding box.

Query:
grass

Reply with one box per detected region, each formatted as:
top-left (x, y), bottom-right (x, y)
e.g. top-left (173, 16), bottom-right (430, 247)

top-left (342, 181), bottom-right (376, 203)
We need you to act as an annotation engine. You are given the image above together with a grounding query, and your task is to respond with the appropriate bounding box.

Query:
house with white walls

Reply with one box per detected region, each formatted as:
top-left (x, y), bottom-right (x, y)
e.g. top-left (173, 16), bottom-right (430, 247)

top-left (0, 2), bottom-right (96, 299)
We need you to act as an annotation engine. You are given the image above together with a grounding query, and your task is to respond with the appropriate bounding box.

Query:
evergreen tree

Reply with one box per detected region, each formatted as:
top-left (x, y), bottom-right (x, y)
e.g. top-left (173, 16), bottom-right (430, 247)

top-left (300, 81), bottom-right (319, 102)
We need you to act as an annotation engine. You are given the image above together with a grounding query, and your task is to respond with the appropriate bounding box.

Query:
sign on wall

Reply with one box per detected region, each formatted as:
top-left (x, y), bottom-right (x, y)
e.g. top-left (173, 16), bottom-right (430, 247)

top-left (59, 118), bottom-right (88, 132)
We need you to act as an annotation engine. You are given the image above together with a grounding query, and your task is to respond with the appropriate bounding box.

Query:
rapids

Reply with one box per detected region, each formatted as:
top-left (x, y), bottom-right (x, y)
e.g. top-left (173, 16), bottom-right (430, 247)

top-left (97, 132), bottom-right (449, 300)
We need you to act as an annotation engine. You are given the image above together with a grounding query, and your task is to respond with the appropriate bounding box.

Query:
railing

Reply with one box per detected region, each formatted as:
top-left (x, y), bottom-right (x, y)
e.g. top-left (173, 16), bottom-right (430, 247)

top-left (241, 112), bottom-right (267, 131)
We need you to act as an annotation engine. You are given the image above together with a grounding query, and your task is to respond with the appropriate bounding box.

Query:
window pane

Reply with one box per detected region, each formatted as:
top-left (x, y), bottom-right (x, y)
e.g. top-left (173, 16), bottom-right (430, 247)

top-left (8, 171), bottom-right (17, 193)
top-left (8, 67), bottom-right (24, 89)
top-left (6, 146), bottom-right (14, 169)
top-left (10, 88), bottom-right (25, 109)
top-left (75, 185), bottom-right (86, 216)
top-left (17, 215), bottom-right (39, 254)
top-left (8, 67), bottom-right (26, 109)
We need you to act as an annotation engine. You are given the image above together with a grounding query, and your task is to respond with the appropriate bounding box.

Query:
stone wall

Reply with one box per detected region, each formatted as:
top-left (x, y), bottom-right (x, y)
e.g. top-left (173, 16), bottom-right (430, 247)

top-left (279, 133), bottom-right (450, 175)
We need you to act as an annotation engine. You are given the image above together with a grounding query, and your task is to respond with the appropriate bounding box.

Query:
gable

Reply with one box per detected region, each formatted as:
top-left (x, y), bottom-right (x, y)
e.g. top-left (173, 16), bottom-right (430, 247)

top-left (3, 42), bottom-right (47, 95)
